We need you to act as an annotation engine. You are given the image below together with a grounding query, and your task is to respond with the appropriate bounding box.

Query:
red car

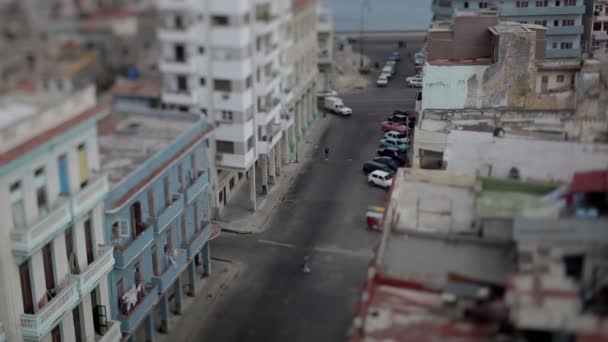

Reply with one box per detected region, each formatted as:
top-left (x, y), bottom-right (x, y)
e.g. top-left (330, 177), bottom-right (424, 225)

top-left (381, 121), bottom-right (409, 133)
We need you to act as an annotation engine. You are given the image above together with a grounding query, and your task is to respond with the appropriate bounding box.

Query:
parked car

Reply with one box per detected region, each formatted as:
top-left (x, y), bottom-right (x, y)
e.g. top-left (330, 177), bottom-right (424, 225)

top-left (373, 156), bottom-right (399, 171)
top-left (387, 114), bottom-right (409, 125)
top-left (382, 65), bottom-right (394, 78)
top-left (377, 147), bottom-right (408, 166)
top-left (385, 131), bottom-right (409, 143)
top-left (379, 138), bottom-right (408, 151)
top-left (389, 51), bottom-right (401, 61)
top-left (392, 109), bottom-right (411, 116)
top-left (376, 74), bottom-right (389, 87)
top-left (324, 96), bottom-right (352, 116)
top-left (415, 57), bottom-right (426, 65)
top-left (362, 160), bottom-right (393, 174)
top-left (392, 110), bottom-right (417, 127)
top-left (368, 170), bottom-right (393, 188)
top-left (381, 121), bottom-right (409, 133)
top-left (385, 60), bottom-right (397, 71)
top-left (316, 89), bottom-right (338, 99)
top-left (406, 74), bottom-right (423, 88)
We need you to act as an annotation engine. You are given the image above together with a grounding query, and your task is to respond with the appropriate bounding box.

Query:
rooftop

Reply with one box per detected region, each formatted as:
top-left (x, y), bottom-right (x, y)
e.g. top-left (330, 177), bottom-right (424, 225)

top-left (97, 111), bottom-right (198, 186)
top-left (0, 92), bottom-right (66, 129)
top-left (111, 77), bottom-right (162, 99)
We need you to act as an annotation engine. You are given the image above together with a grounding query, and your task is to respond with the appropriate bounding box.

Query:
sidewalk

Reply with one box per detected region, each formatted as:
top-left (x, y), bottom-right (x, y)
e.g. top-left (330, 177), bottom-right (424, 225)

top-left (155, 259), bottom-right (242, 342)
top-left (216, 113), bottom-right (333, 234)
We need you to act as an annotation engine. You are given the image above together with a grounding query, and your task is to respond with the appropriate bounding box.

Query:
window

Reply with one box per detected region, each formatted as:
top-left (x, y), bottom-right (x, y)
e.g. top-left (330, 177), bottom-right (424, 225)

top-left (555, 0), bottom-right (560, 5)
top-left (212, 15), bottom-right (229, 26)
top-left (516, 1), bottom-right (529, 7)
top-left (148, 189), bottom-right (155, 217)
top-left (561, 41), bottom-right (573, 49)
top-left (180, 214), bottom-right (187, 242)
top-left (247, 136), bottom-right (254, 150)
top-left (246, 75), bottom-right (252, 88)
top-left (556, 74), bottom-right (565, 82)
top-left (222, 111), bottom-right (233, 121)
top-left (594, 22), bottom-right (602, 31)
top-left (35, 167), bottom-right (49, 216)
top-left (198, 46), bottom-right (205, 54)
top-left (463, 2), bottom-right (469, 8)
top-left (10, 180), bottom-right (26, 228)
top-left (200, 78), bottom-right (206, 86)
top-left (152, 245), bottom-right (159, 276)
top-left (130, 201), bottom-right (144, 237)
top-left (174, 44), bottom-right (186, 62)
top-left (592, 40), bottom-right (601, 48)
top-left (536, 0), bottom-right (548, 6)
top-left (216, 140), bottom-right (235, 154)
top-left (479, 2), bottom-right (488, 8)
top-left (535, 20), bottom-right (547, 26)
top-left (214, 79), bottom-right (231, 91)
top-left (243, 12), bottom-right (250, 24)
top-left (51, 326), bottom-right (61, 342)
top-left (193, 199), bottom-right (200, 232)
top-left (84, 217), bottom-right (94, 265)
top-left (66, 226), bottom-right (78, 274)
top-left (164, 176), bottom-right (171, 206)
top-left (190, 153), bottom-right (197, 181)
top-left (205, 139), bottom-right (210, 148)
top-left (552, 41), bottom-right (558, 48)
top-left (562, 19), bottom-right (575, 26)
top-left (177, 75), bottom-right (188, 92)
top-left (58, 154), bottom-right (69, 195)
top-left (135, 262), bottom-right (142, 285)
top-left (554, 20), bottom-right (559, 26)
top-left (19, 262), bottom-right (34, 314)
top-left (77, 143), bottom-right (89, 188)
top-left (564, 0), bottom-right (575, 5)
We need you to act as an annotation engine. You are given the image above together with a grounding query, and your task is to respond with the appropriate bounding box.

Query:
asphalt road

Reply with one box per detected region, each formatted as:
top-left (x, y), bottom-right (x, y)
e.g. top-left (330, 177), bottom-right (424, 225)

top-left (194, 36), bottom-right (425, 342)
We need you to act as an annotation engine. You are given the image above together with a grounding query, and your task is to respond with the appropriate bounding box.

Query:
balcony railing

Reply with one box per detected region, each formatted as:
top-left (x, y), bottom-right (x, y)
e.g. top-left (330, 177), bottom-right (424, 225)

top-left (98, 320), bottom-right (121, 342)
top-left (183, 170), bottom-right (208, 204)
top-left (20, 278), bottom-right (80, 340)
top-left (151, 249), bottom-right (188, 293)
top-left (118, 283), bottom-right (158, 334)
top-left (500, 5), bottom-right (585, 16)
top-left (113, 222), bottom-right (154, 268)
top-left (182, 222), bottom-right (212, 258)
top-left (74, 246), bottom-right (114, 296)
top-left (154, 194), bottom-right (184, 235)
top-left (71, 174), bottom-right (109, 219)
top-left (547, 25), bottom-right (584, 35)
top-left (11, 198), bottom-right (72, 263)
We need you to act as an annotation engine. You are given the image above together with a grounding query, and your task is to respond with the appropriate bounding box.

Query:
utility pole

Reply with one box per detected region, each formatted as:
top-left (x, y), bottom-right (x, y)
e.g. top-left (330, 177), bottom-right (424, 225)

top-left (359, 0), bottom-right (371, 68)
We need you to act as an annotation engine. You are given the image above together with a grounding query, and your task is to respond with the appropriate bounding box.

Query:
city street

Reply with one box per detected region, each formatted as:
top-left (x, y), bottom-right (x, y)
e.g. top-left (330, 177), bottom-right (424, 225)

top-left (181, 35), bottom-right (425, 342)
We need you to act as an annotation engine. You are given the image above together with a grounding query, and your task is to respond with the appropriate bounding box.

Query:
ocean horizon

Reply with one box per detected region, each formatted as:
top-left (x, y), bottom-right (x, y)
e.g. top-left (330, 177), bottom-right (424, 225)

top-left (320, 0), bottom-right (433, 32)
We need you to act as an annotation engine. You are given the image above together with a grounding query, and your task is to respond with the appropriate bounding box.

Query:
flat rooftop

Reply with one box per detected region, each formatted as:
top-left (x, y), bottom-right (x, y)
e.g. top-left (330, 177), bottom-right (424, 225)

top-left (97, 111), bottom-right (197, 186)
top-left (0, 91), bottom-right (67, 130)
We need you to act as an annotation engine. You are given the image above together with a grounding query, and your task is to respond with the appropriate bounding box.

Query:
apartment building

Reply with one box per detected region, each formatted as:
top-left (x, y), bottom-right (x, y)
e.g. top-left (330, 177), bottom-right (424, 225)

top-left (588, 0), bottom-right (608, 54)
top-left (282, 0), bottom-right (319, 162)
top-left (431, 0), bottom-right (586, 58)
top-left (317, 4), bottom-right (334, 90)
top-left (98, 104), bottom-right (216, 341)
top-left (0, 86), bottom-right (119, 341)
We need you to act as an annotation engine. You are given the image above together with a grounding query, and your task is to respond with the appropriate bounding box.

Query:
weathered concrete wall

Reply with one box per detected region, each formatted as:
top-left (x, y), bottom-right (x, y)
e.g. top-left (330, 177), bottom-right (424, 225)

top-left (427, 14), bottom-right (499, 61)
top-left (422, 64), bottom-right (489, 110)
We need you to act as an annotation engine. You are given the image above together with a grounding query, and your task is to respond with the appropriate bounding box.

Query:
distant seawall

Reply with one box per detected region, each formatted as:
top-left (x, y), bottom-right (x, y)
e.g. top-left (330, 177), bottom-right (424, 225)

top-left (335, 30), bottom-right (428, 37)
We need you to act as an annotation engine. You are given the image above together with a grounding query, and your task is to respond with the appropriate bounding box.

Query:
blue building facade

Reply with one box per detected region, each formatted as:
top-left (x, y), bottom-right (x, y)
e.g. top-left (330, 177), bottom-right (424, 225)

top-left (100, 111), bottom-right (215, 341)
top-left (431, 0), bottom-right (585, 58)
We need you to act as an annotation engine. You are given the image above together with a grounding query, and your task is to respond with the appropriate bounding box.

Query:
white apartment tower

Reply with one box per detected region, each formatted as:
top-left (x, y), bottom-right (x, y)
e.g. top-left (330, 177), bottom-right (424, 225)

top-left (0, 86), bottom-right (120, 341)
top-left (157, 0), bottom-right (318, 214)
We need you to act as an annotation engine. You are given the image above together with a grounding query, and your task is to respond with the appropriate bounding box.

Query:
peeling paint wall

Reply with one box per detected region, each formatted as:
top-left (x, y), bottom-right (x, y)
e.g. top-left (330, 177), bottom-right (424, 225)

top-left (421, 64), bottom-right (489, 110)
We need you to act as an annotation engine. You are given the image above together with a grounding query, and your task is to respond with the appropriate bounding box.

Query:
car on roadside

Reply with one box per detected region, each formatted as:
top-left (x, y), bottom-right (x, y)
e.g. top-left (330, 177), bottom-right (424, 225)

top-left (379, 138), bottom-right (408, 151)
top-left (385, 131), bottom-right (409, 143)
top-left (377, 147), bottom-right (409, 166)
top-left (381, 121), bottom-right (409, 133)
top-left (406, 74), bottom-right (423, 88)
top-left (391, 110), bottom-right (417, 127)
top-left (362, 160), bottom-right (393, 174)
top-left (376, 74), bottom-right (389, 87)
top-left (387, 114), bottom-right (409, 125)
top-left (382, 65), bottom-right (394, 78)
top-left (368, 170), bottom-right (393, 189)
top-left (373, 156), bottom-right (400, 171)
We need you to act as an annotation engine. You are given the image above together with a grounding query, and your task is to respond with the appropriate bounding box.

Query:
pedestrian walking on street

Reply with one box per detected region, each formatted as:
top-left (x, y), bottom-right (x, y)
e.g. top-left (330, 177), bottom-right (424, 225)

top-left (324, 147), bottom-right (329, 160)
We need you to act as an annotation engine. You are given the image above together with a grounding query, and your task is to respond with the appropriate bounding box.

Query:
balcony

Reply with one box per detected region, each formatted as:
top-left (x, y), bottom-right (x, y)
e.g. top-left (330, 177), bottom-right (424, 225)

top-left (547, 25), bottom-right (584, 35)
top-left (151, 249), bottom-right (188, 293)
top-left (113, 223), bottom-right (154, 269)
top-left (215, 149), bottom-right (257, 171)
top-left (72, 174), bottom-right (109, 219)
top-left (183, 170), bottom-right (209, 204)
top-left (592, 32), bottom-right (608, 41)
top-left (11, 199), bottom-right (72, 263)
top-left (182, 222), bottom-right (212, 258)
top-left (162, 89), bottom-right (196, 106)
top-left (545, 48), bottom-right (582, 58)
top-left (500, 5), bottom-right (585, 16)
top-left (159, 57), bottom-right (193, 75)
top-left (257, 122), bottom-right (282, 152)
top-left (20, 278), bottom-right (80, 340)
top-left (98, 320), bottom-right (121, 342)
top-left (280, 112), bottom-right (294, 130)
top-left (154, 194), bottom-right (184, 235)
top-left (118, 283), bottom-right (158, 334)
top-left (74, 246), bottom-right (114, 296)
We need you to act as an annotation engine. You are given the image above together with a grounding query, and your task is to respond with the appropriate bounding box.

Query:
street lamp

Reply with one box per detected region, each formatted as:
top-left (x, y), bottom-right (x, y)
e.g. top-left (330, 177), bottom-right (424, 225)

top-left (360, 0), bottom-right (371, 68)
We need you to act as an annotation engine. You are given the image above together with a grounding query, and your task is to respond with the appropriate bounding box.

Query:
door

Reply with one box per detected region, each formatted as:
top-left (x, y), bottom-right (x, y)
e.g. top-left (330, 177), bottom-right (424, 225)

top-left (73, 306), bottom-right (83, 342)
top-left (58, 155), bottom-right (70, 195)
top-left (130, 202), bottom-right (143, 237)
top-left (152, 245), bottom-right (159, 276)
top-left (19, 262), bottom-right (34, 314)
top-left (43, 243), bottom-right (56, 293)
top-left (51, 325), bottom-right (61, 342)
top-left (84, 218), bottom-right (95, 265)
top-left (541, 75), bottom-right (548, 94)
